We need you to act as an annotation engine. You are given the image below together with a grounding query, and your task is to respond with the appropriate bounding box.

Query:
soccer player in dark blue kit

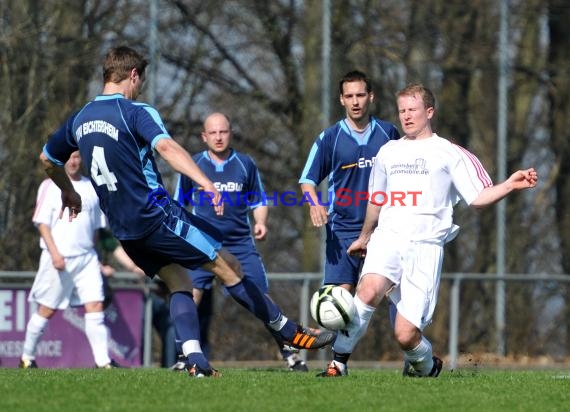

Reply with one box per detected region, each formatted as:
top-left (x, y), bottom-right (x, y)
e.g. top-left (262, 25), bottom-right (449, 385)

top-left (299, 70), bottom-right (400, 376)
top-left (39, 45), bottom-right (335, 378)
top-left (173, 112), bottom-right (308, 372)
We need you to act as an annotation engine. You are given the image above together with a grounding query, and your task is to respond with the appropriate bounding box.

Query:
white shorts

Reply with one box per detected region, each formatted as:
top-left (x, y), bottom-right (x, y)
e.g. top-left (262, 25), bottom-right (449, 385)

top-left (361, 231), bottom-right (444, 330)
top-left (29, 250), bottom-right (104, 309)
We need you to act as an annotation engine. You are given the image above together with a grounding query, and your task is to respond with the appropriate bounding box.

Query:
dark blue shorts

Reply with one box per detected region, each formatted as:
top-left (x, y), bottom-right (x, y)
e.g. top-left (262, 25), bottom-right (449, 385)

top-left (324, 231), bottom-right (363, 286)
top-left (190, 244), bottom-right (268, 293)
top-left (121, 201), bottom-right (222, 278)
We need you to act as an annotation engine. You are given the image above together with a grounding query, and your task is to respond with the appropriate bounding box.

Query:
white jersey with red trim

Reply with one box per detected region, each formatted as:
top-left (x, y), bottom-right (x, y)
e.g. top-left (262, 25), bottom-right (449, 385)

top-left (369, 133), bottom-right (493, 242)
top-left (32, 176), bottom-right (106, 256)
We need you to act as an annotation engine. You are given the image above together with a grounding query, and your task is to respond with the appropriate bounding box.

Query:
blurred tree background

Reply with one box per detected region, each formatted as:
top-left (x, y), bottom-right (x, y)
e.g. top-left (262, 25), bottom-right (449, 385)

top-left (1, 0), bottom-right (568, 363)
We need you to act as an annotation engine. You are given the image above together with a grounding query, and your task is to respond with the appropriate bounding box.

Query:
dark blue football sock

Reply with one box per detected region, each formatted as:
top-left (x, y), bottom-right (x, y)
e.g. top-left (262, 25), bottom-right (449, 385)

top-left (169, 291), bottom-right (209, 369)
top-left (170, 291), bottom-right (201, 342)
top-left (226, 277), bottom-right (281, 323)
top-left (277, 319), bottom-right (298, 341)
top-left (197, 288), bottom-right (214, 359)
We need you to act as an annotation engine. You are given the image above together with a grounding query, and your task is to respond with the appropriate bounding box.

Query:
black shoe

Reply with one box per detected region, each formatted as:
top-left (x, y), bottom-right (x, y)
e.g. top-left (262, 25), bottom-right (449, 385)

top-left (286, 354), bottom-right (309, 372)
top-left (285, 326), bottom-right (336, 350)
top-left (428, 356), bottom-right (443, 377)
top-left (403, 356), bottom-right (442, 377)
top-left (19, 359), bottom-right (38, 369)
top-left (188, 364), bottom-right (221, 378)
top-left (99, 359), bottom-right (122, 369)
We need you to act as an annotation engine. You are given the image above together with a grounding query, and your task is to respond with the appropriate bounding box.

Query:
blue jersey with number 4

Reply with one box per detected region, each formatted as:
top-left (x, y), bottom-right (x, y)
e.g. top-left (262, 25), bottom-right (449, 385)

top-left (43, 94), bottom-right (171, 240)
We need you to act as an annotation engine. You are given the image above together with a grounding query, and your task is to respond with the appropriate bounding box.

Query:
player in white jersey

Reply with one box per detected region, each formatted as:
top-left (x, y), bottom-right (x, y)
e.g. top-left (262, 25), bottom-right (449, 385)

top-left (318, 83), bottom-right (538, 377)
top-left (20, 151), bottom-right (118, 369)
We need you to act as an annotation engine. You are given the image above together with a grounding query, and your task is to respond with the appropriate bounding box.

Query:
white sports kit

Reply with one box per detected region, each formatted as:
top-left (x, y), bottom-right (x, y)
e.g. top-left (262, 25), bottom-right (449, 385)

top-left (30, 177), bottom-right (106, 309)
top-left (361, 134), bottom-right (492, 329)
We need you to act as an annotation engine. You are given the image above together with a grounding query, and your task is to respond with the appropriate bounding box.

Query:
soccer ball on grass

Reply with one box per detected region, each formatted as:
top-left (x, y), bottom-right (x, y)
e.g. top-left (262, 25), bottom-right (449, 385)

top-left (310, 285), bottom-right (355, 330)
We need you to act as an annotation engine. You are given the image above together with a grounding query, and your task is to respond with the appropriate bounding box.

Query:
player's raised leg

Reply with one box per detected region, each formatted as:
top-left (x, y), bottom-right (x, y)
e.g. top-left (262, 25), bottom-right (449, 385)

top-left (204, 249), bottom-right (335, 350)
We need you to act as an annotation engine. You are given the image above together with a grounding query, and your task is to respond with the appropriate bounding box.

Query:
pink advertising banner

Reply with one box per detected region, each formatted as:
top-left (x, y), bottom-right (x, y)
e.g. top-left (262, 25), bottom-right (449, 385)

top-left (0, 287), bottom-right (143, 368)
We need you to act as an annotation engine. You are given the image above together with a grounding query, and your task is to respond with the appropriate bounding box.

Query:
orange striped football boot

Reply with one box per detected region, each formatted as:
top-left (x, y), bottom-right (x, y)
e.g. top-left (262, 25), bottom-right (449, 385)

top-left (286, 325), bottom-right (336, 350)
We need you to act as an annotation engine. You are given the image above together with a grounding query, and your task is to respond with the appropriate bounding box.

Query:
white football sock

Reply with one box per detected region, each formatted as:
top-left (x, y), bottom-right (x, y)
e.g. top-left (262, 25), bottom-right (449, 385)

top-left (182, 340), bottom-right (203, 356)
top-left (84, 312), bottom-right (111, 367)
top-left (333, 295), bottom-right (376, 354)
top-left (22, 313), bottom-right (49, 359)
top-left (404, 336), bottom-right (433, 375)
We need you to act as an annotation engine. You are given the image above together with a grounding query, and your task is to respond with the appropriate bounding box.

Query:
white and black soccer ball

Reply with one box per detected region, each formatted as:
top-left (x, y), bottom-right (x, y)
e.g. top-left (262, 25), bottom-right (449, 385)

top-left (310, 285), bottom-right (356, 330)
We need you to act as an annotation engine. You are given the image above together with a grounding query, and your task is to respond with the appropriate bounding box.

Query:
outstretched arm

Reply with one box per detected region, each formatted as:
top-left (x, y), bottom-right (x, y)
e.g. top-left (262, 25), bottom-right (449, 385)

top-left (470, 168), bottom-right (538, 208)
top-left (155, 138), bottom-right (222, 215)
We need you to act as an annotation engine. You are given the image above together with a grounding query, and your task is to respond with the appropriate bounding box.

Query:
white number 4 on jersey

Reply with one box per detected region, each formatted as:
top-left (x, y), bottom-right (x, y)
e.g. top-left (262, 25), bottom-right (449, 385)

top-left (91, 146), bottom-right (118, 191)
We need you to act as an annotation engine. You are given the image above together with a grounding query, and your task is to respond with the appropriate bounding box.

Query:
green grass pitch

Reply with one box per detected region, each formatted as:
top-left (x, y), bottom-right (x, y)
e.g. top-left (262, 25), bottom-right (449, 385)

top-left (1, 366), bottom-right (569, 412)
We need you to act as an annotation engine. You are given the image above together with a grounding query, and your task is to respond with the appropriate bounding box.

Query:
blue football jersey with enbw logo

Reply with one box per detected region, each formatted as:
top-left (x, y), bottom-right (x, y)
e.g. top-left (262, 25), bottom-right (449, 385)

top-left (174, 149), bottom-right (264, 247)
top-left (299, 116), bottom-right (399, 238)
top-left (43, 94), bottom-right (171, 240)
